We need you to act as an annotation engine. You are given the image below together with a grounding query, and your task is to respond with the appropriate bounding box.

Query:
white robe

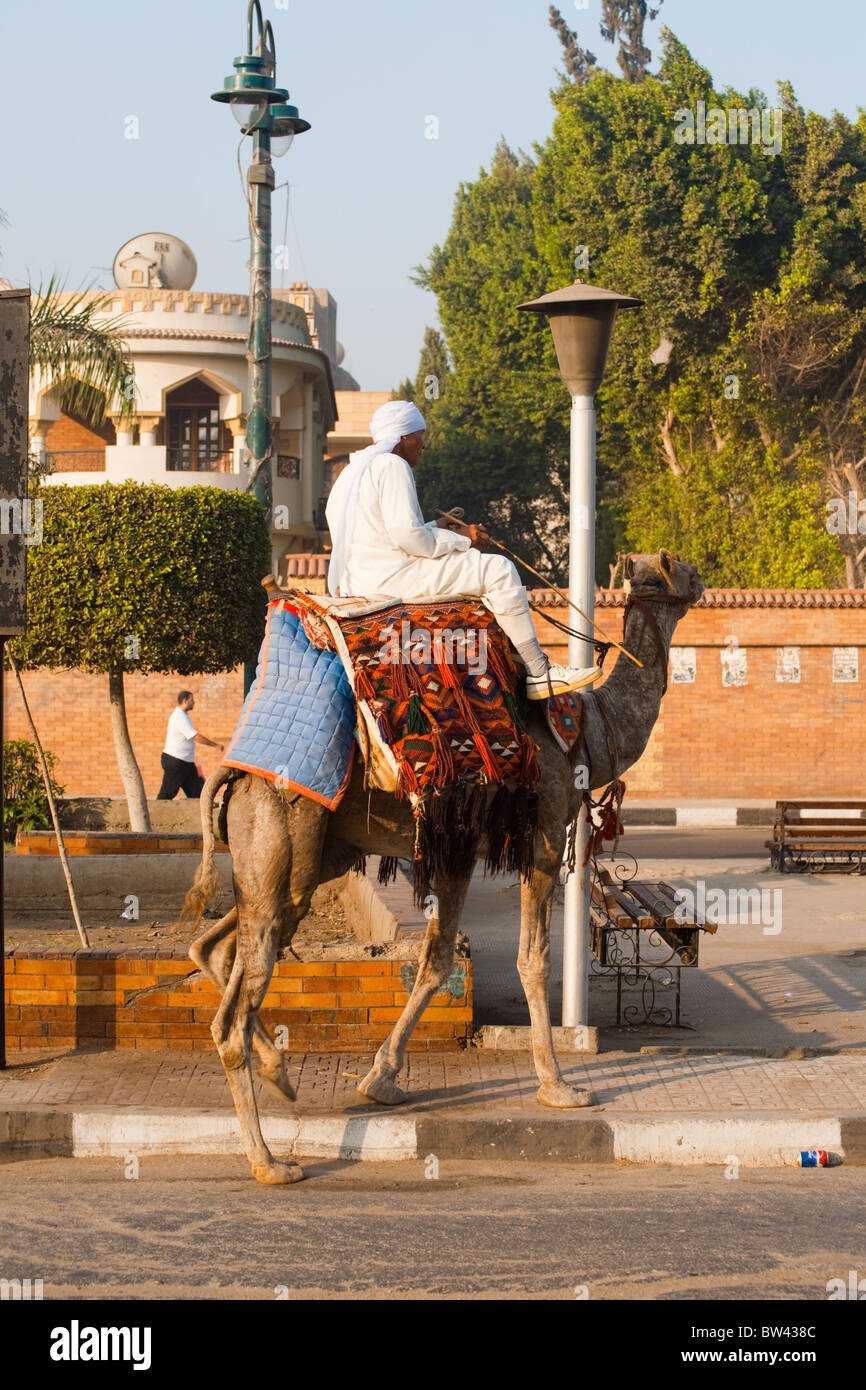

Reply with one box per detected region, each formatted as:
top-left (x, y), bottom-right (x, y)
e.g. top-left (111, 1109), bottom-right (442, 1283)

top-left (327, 452), bottom-right (539, 650)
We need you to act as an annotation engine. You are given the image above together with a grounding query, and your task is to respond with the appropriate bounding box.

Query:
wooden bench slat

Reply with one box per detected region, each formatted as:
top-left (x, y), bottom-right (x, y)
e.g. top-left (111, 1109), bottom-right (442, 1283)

top-left (778, 811), bottom-right (861, 822)
top-left (591, 881), bottom-right (653, 928)
top-left (629, 881), bottom-right (681, 926)
top-left (775, 801), bottom-right (866, 811)
top-left (770, 828), bottom-right (866, 840)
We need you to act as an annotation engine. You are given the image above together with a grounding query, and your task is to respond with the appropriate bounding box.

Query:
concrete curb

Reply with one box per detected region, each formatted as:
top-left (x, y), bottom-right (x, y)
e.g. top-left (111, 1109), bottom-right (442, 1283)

top-left (476, 1025), bottom-right (599, 1053)
top-left (2, 1105), bottom-right (863, 1167)
top-left (623, 805), bottom-right (776, 827)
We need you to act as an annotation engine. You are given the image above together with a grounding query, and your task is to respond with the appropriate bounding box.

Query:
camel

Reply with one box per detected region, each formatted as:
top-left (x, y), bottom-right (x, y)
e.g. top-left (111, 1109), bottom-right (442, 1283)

top-left (182, 550), bottom-right (703, 1184)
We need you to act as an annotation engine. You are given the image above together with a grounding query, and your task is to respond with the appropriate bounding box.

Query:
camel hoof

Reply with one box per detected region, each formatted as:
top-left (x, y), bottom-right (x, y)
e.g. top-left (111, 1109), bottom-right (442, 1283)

top-left (251, 1158), bottom-right (305, 1186)
top-left (357, 1071), bottom-right (408, 1106)
top-left (537, 1082), bottom-right (594, 1109)
top-left (257, 1065), bottom-right (297, 1105)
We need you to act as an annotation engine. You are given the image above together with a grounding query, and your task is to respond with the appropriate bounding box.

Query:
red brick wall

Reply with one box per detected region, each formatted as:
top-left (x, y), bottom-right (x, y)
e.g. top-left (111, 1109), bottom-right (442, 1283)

top-left (3, 669), bottom-right (242, 798)
top-left (3, 950), bottom-right (473, 1053)
top-left (4, 594), bottom-right (865, 801)
top-left (43, 412), bottom-right (112, 471)
top-left (531, 595), bottom-right (866, 800)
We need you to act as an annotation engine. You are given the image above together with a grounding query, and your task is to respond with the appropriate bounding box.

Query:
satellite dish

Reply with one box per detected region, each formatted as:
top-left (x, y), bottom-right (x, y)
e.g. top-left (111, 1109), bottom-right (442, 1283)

top-left (112, 233), bottom-right (197, 291)
top-left (334, 341), bottom-right (346, 366)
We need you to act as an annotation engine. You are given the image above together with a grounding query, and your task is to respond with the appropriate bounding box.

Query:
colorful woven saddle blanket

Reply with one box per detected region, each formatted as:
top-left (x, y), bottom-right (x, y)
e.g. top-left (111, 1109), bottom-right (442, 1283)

top-left (295, 593), bottom-right (539, 797)
top-left (222, 591), bottom-right (586, 900)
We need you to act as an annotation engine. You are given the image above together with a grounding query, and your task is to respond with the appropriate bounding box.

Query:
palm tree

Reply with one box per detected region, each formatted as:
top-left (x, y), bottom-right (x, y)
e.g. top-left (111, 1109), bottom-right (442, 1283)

top-left (29, 275), bottom-right (136, 442)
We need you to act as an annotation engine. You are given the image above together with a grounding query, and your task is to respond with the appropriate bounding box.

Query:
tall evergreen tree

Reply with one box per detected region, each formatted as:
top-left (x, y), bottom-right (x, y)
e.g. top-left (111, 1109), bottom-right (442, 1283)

top-left (600, 0), bottom-right (664, 82)
top-left (403, 22), bottom-right (864, 589)
top-left (548, 6), bottom-right (597, 86)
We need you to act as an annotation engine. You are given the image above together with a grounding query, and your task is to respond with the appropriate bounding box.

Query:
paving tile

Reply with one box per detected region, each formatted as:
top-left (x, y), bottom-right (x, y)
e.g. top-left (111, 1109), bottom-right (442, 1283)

top-left (2, 1047), bottom-right (866, 1116)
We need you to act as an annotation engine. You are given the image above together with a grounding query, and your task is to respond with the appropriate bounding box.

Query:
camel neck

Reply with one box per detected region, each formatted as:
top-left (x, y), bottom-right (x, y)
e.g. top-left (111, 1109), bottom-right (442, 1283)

top-left (586, 597), bottom-right (683, 766)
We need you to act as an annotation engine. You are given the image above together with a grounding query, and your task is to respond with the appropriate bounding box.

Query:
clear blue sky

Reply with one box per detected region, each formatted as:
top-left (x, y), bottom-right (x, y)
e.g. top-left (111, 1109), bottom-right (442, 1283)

top-left (0, 0), bottom-right (862, 390)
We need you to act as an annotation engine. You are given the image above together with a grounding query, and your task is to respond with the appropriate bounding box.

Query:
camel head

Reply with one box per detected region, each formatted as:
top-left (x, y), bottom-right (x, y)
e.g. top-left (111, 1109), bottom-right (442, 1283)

top-left (623, 550), bottom-right (704, 612)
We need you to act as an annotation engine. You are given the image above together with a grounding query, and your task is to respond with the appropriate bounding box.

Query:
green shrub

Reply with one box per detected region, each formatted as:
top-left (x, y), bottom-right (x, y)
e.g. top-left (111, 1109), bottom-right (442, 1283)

top-left (2, 739), bottom-right (64, 844)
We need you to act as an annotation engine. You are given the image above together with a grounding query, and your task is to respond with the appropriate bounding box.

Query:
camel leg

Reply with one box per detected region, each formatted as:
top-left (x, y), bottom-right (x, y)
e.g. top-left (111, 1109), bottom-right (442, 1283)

top-left (518, 859), bottom-right (594, 1109)
top-left (189, 907), bottom-right (296, 1103)
top-left (212, 926), bottom-right (303, 1186)
top-left (358, 874), bottom-right (470, 1105)
top-left (212, 778), bottom-right (328, 1184)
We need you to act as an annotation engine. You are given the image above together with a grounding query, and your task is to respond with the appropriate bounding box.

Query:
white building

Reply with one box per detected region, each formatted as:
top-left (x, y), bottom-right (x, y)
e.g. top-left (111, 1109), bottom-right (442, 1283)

top-left (29, 232), bottom-right (363, 578)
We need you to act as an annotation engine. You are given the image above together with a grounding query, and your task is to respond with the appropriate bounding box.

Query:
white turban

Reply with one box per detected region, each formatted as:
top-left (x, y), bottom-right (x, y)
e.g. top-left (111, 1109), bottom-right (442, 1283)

top-left (326, 400), bottom-right (426, 596)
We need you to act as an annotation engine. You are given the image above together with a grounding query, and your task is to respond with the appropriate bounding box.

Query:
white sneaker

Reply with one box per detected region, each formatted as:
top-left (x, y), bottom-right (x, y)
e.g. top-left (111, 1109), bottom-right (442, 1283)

top-left (525, 663), bottom-right (602, 700)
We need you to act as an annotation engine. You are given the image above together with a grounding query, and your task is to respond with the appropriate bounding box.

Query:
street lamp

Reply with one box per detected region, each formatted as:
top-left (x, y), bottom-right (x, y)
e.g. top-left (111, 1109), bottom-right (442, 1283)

top-left (213, 0), bottom-right (309, 690)
top-left (518, 279), bottom-right (643, 1034)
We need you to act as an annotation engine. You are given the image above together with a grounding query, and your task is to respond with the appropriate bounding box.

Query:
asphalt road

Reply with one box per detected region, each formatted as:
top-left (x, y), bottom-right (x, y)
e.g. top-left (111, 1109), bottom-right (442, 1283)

top-left (621, 826), bottom-right (771, 859)
top-left (1, 1156), bottom-right (863, 1301)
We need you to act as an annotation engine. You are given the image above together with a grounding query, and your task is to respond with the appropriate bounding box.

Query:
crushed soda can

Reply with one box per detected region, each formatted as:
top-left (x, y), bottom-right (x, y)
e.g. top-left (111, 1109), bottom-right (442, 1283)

top-left (796, 1149), bottom-right (842, 1167)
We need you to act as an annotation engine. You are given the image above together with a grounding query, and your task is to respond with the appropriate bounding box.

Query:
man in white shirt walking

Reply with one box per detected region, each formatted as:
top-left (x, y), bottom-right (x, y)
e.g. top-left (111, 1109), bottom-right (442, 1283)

top-left (157, 691), bottom-right (225, 800)
top-left (326, 400), bottom-right (600, 698)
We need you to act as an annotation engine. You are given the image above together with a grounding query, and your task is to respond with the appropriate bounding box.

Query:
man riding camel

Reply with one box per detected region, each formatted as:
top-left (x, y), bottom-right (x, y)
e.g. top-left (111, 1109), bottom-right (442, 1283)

top-left (326, 400), bottom-right (600, 698)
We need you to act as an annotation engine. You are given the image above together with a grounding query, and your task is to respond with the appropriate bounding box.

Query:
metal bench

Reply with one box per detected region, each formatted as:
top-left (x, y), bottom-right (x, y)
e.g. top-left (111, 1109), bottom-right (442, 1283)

top-left (766, 800), bottom-right (866, 873)
top-left (588, 867), bottom-right (716, 1026)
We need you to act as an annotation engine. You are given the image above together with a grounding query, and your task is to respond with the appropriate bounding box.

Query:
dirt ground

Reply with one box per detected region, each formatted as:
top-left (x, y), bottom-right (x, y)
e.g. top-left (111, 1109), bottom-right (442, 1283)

top-left (2, 900), bottom-right (428, 960)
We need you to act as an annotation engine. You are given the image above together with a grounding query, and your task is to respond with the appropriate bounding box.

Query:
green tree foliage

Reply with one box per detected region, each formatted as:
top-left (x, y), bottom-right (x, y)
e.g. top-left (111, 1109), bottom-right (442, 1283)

top-left (548, 6), bottom-right (597, 86)
top-left (13, 483), bottom-right (270, 675)
top-left (11, 483), bottom-right (270, 827)
top-left (2, 739), bottom-right (64, 844)
top-left (392, 327), bottom-right (452, 411)
top-left (599, 1), bottom-right (664, 83)
top-left (401, 23), bottom-right (863, 589)
top-left (27, 279), bottom-right (136, 429)
top-left (411, 142), bottom-right (574, 582)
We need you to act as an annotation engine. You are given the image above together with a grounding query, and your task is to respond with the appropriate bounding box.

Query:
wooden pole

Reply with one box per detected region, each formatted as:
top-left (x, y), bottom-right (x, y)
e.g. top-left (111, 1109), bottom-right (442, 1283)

top-left (7, 654), bottom-right (89, 949)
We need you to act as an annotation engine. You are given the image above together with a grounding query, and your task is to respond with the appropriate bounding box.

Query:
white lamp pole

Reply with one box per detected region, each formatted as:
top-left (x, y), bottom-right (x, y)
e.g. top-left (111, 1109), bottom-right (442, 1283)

top-left (518, 281), bottom-right (643, 1031)
top-left (562, 392), bottom-right (596, 1026)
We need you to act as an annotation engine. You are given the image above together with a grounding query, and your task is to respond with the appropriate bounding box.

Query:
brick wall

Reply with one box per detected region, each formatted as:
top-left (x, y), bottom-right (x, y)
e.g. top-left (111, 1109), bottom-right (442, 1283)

top-left (43, 412), bottom-right (112, 471)
top-left (4, 592), bottom-right (865, 801)
top-left (3, 669), bottom-right (242, 798)
top-left (533, 593), bottom-right (866, 799)
top-left (3, 950), bottom-right (473, 1053)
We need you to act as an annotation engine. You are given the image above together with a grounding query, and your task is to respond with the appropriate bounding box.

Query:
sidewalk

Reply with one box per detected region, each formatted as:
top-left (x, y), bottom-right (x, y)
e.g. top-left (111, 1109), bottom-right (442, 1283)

top-left (2, 1046), bottom-right (865, 1167)
top-left (374, 854), bottom-right (866, 1052)
top-left (2, 838), bottom-right (864, 1169)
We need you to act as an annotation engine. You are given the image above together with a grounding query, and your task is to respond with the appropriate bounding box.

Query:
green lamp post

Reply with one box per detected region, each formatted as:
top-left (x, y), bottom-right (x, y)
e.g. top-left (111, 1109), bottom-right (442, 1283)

top-left (213, 0), bottom-right (310, 688)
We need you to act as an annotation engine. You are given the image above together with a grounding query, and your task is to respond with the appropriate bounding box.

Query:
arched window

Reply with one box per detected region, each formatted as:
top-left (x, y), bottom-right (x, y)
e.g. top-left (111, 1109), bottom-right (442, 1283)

top-left (165, 379), bottom-right (232, 472)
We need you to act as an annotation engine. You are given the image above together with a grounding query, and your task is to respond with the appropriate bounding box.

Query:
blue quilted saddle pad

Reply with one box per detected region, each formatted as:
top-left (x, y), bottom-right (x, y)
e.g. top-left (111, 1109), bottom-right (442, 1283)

top-left (222, 601), bottom-right (356, 809)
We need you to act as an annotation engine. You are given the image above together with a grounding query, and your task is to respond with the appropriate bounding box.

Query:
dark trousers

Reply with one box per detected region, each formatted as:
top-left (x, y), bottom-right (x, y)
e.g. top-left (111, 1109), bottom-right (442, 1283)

top-left (157, 752), bottom-right (205, 800)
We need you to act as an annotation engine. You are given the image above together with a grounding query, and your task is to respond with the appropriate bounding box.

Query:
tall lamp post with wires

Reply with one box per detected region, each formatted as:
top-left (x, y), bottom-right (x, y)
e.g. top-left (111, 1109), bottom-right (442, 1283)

top-left (212, 0), bottom-right (310, 686)
top-left (518, 280), bottom-right (643, 1034)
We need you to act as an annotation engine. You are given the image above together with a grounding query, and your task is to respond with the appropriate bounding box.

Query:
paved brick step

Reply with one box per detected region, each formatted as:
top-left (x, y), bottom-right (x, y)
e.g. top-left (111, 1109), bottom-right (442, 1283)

top-left (16, 831), bottom-right (228, 856)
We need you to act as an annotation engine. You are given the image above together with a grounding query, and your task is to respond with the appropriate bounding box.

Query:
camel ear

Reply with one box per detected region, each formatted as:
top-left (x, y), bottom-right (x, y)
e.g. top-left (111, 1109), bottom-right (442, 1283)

top-left (624, 554), bottom-right (635, 580)
top-left (660, 549), bottom-right (675, 574)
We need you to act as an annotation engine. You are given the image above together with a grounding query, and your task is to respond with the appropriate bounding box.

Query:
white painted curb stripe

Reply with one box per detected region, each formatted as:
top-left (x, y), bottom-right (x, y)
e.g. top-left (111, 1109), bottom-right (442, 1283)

top-left (676, 807), bottom-right (739, 827)
top-left (610, 1116), bottom-right (843, 1167)
top-left (70, 1111), bottom-right (418, 1162)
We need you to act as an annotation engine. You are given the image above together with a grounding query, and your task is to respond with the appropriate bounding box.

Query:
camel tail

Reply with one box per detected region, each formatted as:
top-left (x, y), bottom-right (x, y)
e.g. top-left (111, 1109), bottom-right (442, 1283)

top-left (179, 766), bottom-right (237, 929)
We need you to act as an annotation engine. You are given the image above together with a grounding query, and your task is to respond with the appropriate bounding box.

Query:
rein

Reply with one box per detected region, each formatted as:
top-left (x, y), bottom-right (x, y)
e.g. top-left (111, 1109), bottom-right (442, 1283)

top-left (622, 590), bottom-right (686, 698)
top-left (566, 579), bottom-right (691, 868)
top-left (576, 584), bottom-right (686, 796)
